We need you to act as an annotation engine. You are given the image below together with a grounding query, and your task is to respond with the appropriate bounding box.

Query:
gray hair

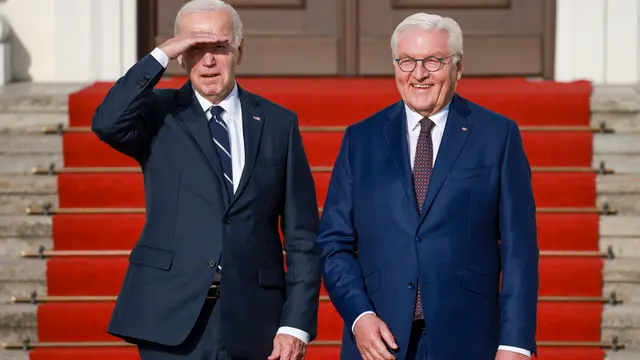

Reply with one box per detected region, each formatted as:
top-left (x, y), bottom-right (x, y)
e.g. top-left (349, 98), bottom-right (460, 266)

top-left (390, 13), bottom-right (463, 63)
top-left (174, 0), bottom-right (243, 47)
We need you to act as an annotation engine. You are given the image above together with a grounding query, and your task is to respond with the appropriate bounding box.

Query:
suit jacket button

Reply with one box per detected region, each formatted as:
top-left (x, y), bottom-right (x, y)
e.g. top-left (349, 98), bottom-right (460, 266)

top-left (415, 236), bottom-right (423, 242)
top-left (408, 282), bottom-right (415, 290)
top-left (208, 260), bottom-right (216, 268)
top-left (222, 217), bottom-right (231, 224)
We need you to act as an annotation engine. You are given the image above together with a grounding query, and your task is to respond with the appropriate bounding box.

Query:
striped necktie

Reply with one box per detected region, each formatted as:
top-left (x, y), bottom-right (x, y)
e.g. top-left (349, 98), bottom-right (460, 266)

top-left (208, 105), bottom-right (234, 197)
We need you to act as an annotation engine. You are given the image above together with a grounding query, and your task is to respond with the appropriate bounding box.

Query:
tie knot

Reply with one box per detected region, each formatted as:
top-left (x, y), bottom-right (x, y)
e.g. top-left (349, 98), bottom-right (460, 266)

top-left (420, 117), bottom-right (436, 132)
top-left (209, 105), bottom-right (224, 119)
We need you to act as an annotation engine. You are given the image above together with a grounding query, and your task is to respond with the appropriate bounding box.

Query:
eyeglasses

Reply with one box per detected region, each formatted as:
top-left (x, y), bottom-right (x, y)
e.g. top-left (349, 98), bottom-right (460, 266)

top-left (394, 55), bottom-right (454, 73)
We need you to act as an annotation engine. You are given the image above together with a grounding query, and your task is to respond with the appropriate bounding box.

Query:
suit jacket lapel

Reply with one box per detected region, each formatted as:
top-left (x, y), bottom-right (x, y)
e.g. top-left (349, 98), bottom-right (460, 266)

top-left (227, 86), bottom-right (264, 209)
top-left (175, 82), bottom-right (229, 206)
top-left (383, 102), bottom-right (420, 219)
top-left (419, 94), bottom-right (472, 224)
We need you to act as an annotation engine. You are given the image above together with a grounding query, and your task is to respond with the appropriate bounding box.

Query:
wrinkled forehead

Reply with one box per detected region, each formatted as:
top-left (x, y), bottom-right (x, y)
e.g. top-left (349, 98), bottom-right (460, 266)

top-left (395, 29), bottom-right (451, 57)
top-left (178, 10), bottom-right (235, 38)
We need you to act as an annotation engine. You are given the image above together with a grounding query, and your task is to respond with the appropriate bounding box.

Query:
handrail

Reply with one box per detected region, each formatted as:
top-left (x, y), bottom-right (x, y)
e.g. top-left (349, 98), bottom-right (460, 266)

top-left (23, 204), bottom-right (619, 216)
top-left (20, 248), bottom-right (610, 258)
top-left (0, 339), bottom-right (624, 350)
top-left (41, 124), bottom-right (616, 134)
top-left (10, 294), bottom-right (621, 304)
top-left (30, 165), bottom-right (615, 175)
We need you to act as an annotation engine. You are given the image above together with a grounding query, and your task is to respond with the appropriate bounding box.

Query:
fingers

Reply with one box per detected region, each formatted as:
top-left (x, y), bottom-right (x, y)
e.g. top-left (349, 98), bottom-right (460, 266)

top-left (270, 335), bottom-right (305, 360)
top-left (356, 320), bottom-right (396, 360)
top-left (379, 323), bottom-right (398, 350)
top-left (267, 340), bottom-right (281, 360)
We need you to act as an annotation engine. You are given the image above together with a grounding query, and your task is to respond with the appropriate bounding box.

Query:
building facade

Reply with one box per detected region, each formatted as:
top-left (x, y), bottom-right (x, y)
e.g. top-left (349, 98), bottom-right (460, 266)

top-left (0, 0), bottom-right (638, 84)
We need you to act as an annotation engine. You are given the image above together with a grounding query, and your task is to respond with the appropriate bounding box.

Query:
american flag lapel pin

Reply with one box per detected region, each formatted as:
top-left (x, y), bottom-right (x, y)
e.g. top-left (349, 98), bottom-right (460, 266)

top-left (253, 116), bottom-right (261, 121)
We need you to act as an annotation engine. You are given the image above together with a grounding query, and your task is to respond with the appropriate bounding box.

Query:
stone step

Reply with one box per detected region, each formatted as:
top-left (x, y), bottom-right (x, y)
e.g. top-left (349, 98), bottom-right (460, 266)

top-left (0, 304), bottom-right (37, 344)
top-left (595, 133), bottom-right (640, 155)
top-left (606, 350), bottom-right (640, 359)
top-left (0, 350), bottom-right (29, 360)
top-left (0, 175), bottom-right (57, 215)
top-left (0, 82), bottom-right (85, 114)
top-left (0, 238), bottom-right (51, 258)
top-left (0, 113), bottom-right (68, 134)
top-left (602, 238), bottom-right (640, 258)
top-left (0, 258), bottom-right (46, 303)
top-left (598, 174), bottom-right (640, 214)
top-left (604, 258), bottom-right (640, 305)
top-left (601, 216), bottom-right (640, 238)
top-left (603, 304), bottom-right (640, 349)
top-left (0, 156), bottom-right (62, 175)
top-left (0, 135), bottom-right (61, 156)
top-left (0, 216), bottom-right (51, 239)
top-left (594, 155), bottom-right (640, 175)
top-left (591, 84), bottom-right (640, 133)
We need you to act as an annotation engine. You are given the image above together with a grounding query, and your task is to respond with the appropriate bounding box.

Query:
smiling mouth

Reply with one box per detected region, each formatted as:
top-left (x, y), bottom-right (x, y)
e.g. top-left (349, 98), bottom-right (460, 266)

top-left (411, 84), bottom-right (433, 89)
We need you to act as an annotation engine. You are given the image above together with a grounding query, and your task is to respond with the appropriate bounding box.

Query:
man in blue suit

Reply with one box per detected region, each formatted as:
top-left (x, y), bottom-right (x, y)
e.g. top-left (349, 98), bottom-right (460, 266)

top-left (316, 13), bottom-right (538, 360)
top-left (91, 1), bottom-right (320, 359)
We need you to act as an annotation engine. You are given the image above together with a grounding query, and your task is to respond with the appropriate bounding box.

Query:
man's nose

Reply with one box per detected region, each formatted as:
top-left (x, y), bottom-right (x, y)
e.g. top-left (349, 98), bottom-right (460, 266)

top-left (202, 52), bottom-right (216, 66)
top-left (412, 62), bottom-right (430, 80)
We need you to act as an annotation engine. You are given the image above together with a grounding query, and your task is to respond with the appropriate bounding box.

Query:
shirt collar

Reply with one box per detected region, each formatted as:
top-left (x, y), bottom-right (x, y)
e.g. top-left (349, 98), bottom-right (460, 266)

top-left (193, 81), bottom-right (240, 121)
top-left (405, 101), bottom-right (451, 132)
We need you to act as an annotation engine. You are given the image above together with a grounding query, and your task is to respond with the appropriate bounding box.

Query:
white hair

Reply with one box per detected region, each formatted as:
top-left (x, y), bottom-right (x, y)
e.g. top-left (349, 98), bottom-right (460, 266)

top-left (174, 0), bottom-right (243, 47)
top-left (390, 13), bottom-right (463, 63)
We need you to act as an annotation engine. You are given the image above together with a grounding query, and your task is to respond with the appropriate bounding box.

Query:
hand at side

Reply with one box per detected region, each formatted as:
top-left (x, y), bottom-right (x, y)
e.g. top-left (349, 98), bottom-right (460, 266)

top-left (354, 314), bottom-right (398, 360)
top-left (267, 334), bottom-right (306, 360)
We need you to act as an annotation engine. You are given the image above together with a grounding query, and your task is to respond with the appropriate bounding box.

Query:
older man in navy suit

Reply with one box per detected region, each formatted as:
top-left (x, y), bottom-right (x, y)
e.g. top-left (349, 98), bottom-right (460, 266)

top-left (91, 1), bottom-right (320, 359)
top-left (316, 13), bottom-right (539, 360)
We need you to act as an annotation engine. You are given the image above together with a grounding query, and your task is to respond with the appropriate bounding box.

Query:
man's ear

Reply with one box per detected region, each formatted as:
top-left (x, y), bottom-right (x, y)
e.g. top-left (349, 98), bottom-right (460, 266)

top-left (237, 39), bottom-right (243, 65)
top-left (456, 57), bottom-right (463, 80)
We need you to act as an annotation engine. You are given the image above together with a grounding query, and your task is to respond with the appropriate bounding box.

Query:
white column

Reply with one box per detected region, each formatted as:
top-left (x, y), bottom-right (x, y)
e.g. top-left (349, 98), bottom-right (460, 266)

top-left (555, 0), bottom-right (640, 84)
top-left (605, 0), bottom-right (639, 84)
top-left (0, 14), bottom-right (11, 85)
top-left (52, 0), bottom-right (137, 82)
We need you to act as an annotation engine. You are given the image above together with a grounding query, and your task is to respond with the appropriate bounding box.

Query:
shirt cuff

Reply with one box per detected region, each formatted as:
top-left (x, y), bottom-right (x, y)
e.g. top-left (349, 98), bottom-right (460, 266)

top-left (351, 311), bottom-right (376, 334)
top-left (276, 326), bottom-right (310, 344)
top-left (498, 345), bottom-right (531, 357)
top-left (150, 47), bottom-right (169, 68)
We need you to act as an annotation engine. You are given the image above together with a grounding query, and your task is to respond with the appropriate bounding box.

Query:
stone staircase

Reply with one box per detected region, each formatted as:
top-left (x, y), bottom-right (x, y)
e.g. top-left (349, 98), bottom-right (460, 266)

top-left (0, 83), bottom-right (83, 360)
top-left (593, 85), bottom-right (640, 357)
top-left (0, 82), bottom-right (639, 360)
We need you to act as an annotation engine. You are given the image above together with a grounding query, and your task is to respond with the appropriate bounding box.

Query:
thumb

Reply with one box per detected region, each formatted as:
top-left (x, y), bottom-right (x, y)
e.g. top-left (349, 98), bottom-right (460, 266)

top-left (379, 322), bottom-right (398, 349)
top-left (267, 340), bottom-right (281, 360)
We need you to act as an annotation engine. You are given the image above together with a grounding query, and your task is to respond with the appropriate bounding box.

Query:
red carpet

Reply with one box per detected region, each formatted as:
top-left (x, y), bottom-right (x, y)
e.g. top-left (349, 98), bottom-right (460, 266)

top-left (62, 131), bottom-right (594, 168)
top-left (52, 213), bottom-right (600, 252)
top-left (56, 171), bottom-right (596, 209)
top-left (35, 301), bottom-right (602, 342)
top-left (32, 77), bottom-right (609, 360)
top-left (45, 256), bottom-right (602, 297)
top-left (29, 347), bottom-right (604, 360)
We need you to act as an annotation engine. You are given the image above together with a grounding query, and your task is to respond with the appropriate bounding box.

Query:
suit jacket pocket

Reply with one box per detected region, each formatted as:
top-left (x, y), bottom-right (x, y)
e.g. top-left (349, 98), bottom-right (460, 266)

top-left (461, 269), bottom-right (497, 300)
top-left (129, 244), bottom-right (174, 271)
top-left (451, 166), bottom-right (491, 180)
top-left (258, 266), bottom-right (286, 289)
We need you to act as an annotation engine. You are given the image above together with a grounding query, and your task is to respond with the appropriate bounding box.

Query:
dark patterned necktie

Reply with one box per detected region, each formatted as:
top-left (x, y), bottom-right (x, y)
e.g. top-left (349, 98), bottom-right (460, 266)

top-left (412, 117), bottom-right (435, 320)
top-left (208, 105), bottom-right (234, 198)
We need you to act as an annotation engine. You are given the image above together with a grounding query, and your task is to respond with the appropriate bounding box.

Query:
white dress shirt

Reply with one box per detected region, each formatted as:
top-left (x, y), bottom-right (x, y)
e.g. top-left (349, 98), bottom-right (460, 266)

top-left (351, 102), bottom-right (531, 358)
top-left (150, 48), bottom-right (310, 345)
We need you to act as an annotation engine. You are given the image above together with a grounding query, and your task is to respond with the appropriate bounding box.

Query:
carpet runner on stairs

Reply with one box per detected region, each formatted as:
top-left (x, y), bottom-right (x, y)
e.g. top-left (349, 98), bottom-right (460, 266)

top-left (20, 77), bottom-right (614, 360)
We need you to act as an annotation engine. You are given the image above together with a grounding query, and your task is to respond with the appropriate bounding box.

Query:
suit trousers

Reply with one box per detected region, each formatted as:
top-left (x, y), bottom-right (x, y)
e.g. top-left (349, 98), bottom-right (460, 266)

top-left (405, 320), bottom-right (431, 360)
top-left (136, 290), bottom-right (236, 360)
